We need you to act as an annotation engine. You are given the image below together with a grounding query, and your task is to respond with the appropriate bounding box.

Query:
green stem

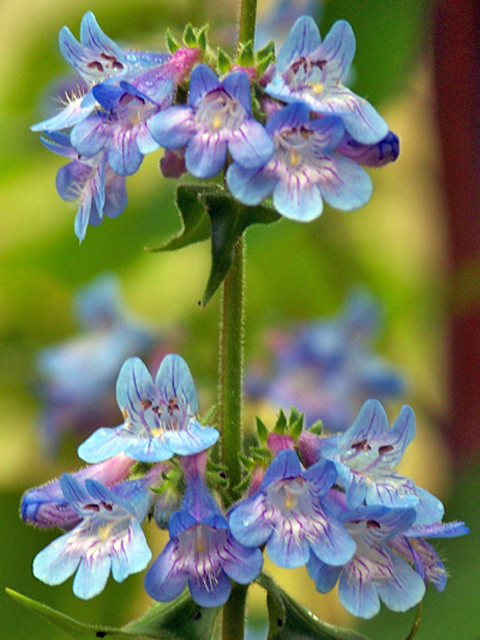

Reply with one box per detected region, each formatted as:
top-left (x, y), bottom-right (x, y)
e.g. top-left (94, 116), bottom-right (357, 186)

top-left (222, 584), bottom-right (249, 640)
top-left (238, 0), bottom-right (258, 46)
top-left (218, 235), bottom-right (245, 507)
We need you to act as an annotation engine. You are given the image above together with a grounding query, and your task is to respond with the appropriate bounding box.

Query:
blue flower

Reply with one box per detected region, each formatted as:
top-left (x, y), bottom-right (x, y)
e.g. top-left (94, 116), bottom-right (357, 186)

top-left (229, 450), bottom-right (356, 568)
top-left (227, 102), bottom-right (373, 221)
top-left (388, 521), bottom-right (469, 592)
top-left (266, 16), bottom-right (388, 144)
top-left (247, 289), bottom-right (405, 433)
top-left (21, 454), bottom-right (135, 530)
top-left (149, 64), bottom-right (274, 179)
top-left (144, 477), bottom-right (264, 607)
top-left (317, 400), bottom-right (445, 524)
top-left (41, 132), bottom-right (127, 241)
top-left (31, 11), bottom-right (170, 133)
top-left (336, 131), bottom-right (400, 167)
top-left (255, 0), bottom-right (322, 51)
top-left (306, 504), bottom-right (426, 619)
top-left (78, 354), bottom-right (219, 463)
top-left (32, 473), bottom-right (154, 599)
top-left (36, 274), bottom-right (156, 452)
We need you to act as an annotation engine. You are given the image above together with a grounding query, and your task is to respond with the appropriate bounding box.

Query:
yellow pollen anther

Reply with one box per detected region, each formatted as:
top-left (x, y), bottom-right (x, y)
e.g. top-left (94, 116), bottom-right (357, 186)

top-left (311, 83), bottom-right (324, 94)
top-left (212, 116), bottom-right (223, 130)
top-left (290, 150), bottom-right (301, 167)
top-left (284, 488), bottom-right (296, 510)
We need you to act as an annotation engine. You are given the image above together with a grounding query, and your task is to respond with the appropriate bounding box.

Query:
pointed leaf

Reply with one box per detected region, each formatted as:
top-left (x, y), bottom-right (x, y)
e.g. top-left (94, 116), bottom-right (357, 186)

top-left (256, 40), bottom-right (275, 62)
top-left (7, 589), bottom-right (220, 640)
top-left (218, 48), bottom-right (233, 74)
top-left (166, 28), bottom-right (181, 53)
top-left (200, 192), bottom-right (281, 305)
top-left (196, 25), bottom-right (209, 52)
top-left (183, 24), bottom-right (197, 47)
top-left (237, 41), bottom-right (254, 67)
top-left (274, 409), bottom-right (287, 434)
top-left (256, 416), bottom-right (269, 445)
top-left (309, 420), bottom-right (324, 436)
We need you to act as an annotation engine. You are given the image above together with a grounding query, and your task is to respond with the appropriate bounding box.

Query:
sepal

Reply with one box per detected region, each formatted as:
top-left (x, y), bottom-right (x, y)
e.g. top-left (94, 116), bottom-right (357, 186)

top-left (237, 40), bottom-right (254, 67)
top-left (218, 48), bottom-right (233, 75)
top-left (183, 24), bottom-right (197, 48)
top-left (166, 28), bottom-right (181, 53)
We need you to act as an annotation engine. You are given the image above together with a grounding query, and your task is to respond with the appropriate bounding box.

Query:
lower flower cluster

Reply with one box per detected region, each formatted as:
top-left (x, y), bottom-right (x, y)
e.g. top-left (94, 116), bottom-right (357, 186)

top-left (21, 354), bottom-right (468, 619)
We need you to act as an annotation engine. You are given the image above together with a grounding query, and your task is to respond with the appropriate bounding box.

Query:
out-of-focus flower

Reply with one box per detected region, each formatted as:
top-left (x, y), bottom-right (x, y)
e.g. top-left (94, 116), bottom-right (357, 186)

top-left (149, 64), bottom-right (274, 179)
top-left (36, 274), bottom-right (158, 454)
top-left (144, 475), bottom-right (263, 607)
top-left (78, 354), bottom-right (219, 463)
top-left (227, 102), bottom-right (373, 221)
top-left (305, 400), bottom-right (445, 525)
top-left (266, 16), bottom-right (389, 144)
top-left (246, 289), bottom-right (405, 433)
top-left (306, 504), bottom-right (426, 619)
top-left (32, 472), bottom-right (156, 599)
top-left (229, 449), bottom-right (356, 568)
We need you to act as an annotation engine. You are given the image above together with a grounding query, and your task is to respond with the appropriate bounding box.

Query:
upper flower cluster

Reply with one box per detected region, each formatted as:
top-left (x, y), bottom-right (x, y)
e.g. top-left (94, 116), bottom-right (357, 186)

top-left (32, 12), bottom-right (399, 241)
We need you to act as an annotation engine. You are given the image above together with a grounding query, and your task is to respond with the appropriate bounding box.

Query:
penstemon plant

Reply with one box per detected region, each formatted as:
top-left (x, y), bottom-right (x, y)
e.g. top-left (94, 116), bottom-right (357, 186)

top-left (9, 1), bottom-right (469, 640)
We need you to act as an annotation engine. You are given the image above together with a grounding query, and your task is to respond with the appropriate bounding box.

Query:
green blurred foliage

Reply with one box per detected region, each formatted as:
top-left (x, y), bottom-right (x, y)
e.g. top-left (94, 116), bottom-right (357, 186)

top-left (0, 1), bottom-right (476, 639)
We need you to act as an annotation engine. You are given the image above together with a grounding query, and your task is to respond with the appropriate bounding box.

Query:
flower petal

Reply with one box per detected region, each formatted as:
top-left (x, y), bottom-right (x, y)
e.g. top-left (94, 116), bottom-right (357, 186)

top-left (144, 540), bottom-right (188, 602)
top-left (276, 16), bottom-right (321, 73)
top-left (185, 132), bottom-right (228, 179)
top-left (188, 569), bottom-right (231, 607)
top-left (229, 120), bottom-right (274, 169)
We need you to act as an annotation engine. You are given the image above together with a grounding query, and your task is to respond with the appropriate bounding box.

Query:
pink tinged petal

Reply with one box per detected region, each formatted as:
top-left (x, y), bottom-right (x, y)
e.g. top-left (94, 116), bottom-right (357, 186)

top-left (273, 175), bottom-right (323, 221)
top-left (229, 120), bottom-right (274, 169)
top-left (276, 16), bottom-right (322, 73)
top-left (136, 123), bottom-right (160, 155)
top-left (222, 539), bottom-right (264, 584)
top-left (33, 532), bottom-right (81, 585)
top-left (149, 106), bottom-right (195, 149)
top-left (226, 163), bottom-right (276, 206)
top-left (186, 133), bottom-right (228, 179)
top-left (108, 127), bottom-right (143, 176)
top-left (188, 570), bottom-right (232, 607)
top-left (73, 553), bottom-right (111, 600)
top-left (320, 20), bottom-right (356, 83)
top-left (316, 154), bottom-right (373, 211)
top-left (375, 550), bottom-right (425, 612)
top-left (189, 64), bottom-right (220, 106)
top-left (144, 540), bottom-right (188, 602)
top-left (338, 566), bottom-right (381, 619)
top-left (71, 116), bottom-right (110, 158)
top-left (31, 95), bottom-right (95, 132)
top-left (228, 493), bottom-right (272, 547)
top-left (110, 520), bottom-right (152, 582)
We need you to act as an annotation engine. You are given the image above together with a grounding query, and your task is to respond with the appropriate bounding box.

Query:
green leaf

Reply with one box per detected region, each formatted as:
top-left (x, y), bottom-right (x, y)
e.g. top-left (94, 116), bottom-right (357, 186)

top-left (149, 184), bottom-right (215, 252)
top-left (309, 420), bottom-right (324, 436)
top-left (7, 589), bottom-right (220, 640)
top-left (166, 28), bottom-right (180, 53)
top-left (237, 41), bottom-right (254, 67)
top-left (256, 40), bottom-right (275, 62)
top-left (256, 416), bottom-right (269, 445)
top-left (289, 415), bottom-right (304, 442)
top-left (183, 23), bottom-right (197, 48)
top-left (200, 192), bottom-right (281, 305)
top-left (273, 409), bottom-right (287, 434)
top-left (196, 25), bottom-right (209, 52)
top-left (256, 575), bottom-right (373, 640)
top-left (217, 48), bottom-right (233, 74)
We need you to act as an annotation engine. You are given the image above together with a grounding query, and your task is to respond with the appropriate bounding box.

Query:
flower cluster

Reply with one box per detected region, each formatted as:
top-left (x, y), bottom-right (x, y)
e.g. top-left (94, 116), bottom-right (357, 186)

top-left (246, 289), bottom-right (405, 432)
top-left (23, 354), bottom-right (467, 617)
top-left (32, 12), bottom-right (399, 241)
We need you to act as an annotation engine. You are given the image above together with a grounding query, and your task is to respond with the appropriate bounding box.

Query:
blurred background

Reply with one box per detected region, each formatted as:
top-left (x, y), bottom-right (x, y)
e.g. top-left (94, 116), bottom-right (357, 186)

top-left (1, 0), bottom-right (479, 638)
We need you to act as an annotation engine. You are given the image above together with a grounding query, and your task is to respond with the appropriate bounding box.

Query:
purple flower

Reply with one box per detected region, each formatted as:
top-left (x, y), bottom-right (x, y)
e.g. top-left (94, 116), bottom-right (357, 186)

top-left (266, 16), bottom-right (388, 144)
top-left (247, 289), bottom-right (405, 433)
top-left (32, 472), bottom-right (155, 599)
top-left (21, 454), bottom-right (135, 530)
top-left (229, 450), bottom-right (356, 568)
top-left (316, 400), bottom-right (445, 524)
top-left (388, 521), bottom-right (469, 592)
top-left (36, 274), bottom-right (157, 452)
top-left (31, 11), bottom-right (170, 133)
top-left (41, 132), bottom-right (127, 242)
top-left (306, 504), bottom-right (426, 619)
top-left (149, 64), bottom-right (274, 179)
top-left (227, 102), bottom-right (372, 221)
top-left (336, 131), bottom-right (400, 167)
top-left (78, 354), bottom-right (219, 463)
top-left (144, 477), bottom-right (264, 607)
